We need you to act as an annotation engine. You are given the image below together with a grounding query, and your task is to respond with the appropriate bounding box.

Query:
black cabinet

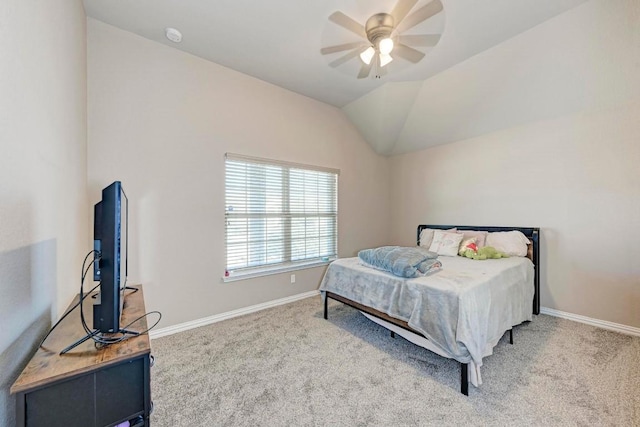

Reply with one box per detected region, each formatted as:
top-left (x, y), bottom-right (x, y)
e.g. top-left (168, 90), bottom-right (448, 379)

top-left (22, 356), bottom-right (150, 427)
top-left (11, 286), bottom-right (152, 427)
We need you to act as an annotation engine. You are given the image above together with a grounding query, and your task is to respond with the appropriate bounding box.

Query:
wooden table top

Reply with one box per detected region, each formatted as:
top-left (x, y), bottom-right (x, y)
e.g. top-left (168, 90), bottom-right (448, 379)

top-left (11, 285), bottom-right (151, 394)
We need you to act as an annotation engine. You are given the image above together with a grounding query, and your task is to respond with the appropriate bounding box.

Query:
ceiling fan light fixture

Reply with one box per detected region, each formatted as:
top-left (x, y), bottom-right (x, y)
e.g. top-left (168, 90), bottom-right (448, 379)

top-left (379, 53), bottom-right (393, 67)
top-left (360, 46), bottom-right (375, 65)
top-left (322, 0), bottom-right (445, 79)
top-left (378, 37), bottom-right (394, 55)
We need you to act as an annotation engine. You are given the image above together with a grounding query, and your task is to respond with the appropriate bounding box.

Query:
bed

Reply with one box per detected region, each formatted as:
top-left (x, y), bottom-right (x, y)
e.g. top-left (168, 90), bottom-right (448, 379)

top-left (320, 225), bottom-right (540, 395)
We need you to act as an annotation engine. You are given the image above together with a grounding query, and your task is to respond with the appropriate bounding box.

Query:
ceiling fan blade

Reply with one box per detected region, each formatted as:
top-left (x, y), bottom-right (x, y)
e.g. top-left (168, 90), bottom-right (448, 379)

top-left (397, 34), bottom-right (441, 47)
top-left (390, 0), bottom-right (418, 27)
top-left (329, 48), bottom-right (362, 68)
top-left (394, 43), bottom-right (426, 63)
top-left (321, 42), bottom-right (366, 55)
top-left (329, 11), bottom-right (367, 39)
top-left (357, 61), bottom-right (373, 79)
top-left (396, 0), bottom-right (443, 33)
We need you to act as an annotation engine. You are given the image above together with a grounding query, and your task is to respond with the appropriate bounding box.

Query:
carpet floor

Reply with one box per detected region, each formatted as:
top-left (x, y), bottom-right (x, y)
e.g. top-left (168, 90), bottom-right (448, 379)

top-left (150, 296), bottom-right (640, 426)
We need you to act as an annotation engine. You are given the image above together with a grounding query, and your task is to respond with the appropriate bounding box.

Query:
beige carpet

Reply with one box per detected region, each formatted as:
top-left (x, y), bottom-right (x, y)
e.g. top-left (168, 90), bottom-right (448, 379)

top-left (150, 296), bottom-right (640, 426)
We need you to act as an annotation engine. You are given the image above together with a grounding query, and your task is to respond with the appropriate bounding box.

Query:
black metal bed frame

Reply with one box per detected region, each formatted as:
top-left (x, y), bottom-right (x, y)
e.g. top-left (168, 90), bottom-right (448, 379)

top-left (323, 225), bottom-right (540, 396)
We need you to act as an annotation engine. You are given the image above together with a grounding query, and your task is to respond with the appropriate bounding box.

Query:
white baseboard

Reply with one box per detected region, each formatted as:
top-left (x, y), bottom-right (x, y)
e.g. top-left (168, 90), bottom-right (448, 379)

top-left (149, 295), bottom-right (639, 339)
top-left (149, 290), bottom-right (320, 339)
top-left (540, 306), bottom-right (640, 337)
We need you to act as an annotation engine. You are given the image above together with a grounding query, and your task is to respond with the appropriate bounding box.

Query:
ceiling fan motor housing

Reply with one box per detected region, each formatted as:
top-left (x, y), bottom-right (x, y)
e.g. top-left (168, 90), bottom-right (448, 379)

top-left (365, 13), bottom-right (395, 46)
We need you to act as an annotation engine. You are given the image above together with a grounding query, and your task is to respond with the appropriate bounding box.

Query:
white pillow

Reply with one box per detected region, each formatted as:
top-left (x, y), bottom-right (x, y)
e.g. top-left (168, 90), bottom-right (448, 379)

top-left (419, 227), bottom-right (456, 248)
top-left (429, 230), bottom-right (464, 257)
top-left (460, 230), bottom-right (489, 248)
top-left (485, 231), bottom-right (531, 257)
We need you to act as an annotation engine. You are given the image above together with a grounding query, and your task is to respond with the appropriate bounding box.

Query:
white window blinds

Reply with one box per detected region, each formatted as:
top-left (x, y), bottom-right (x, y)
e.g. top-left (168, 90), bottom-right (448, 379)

top-left (225, 153), bottom-right (338, 277)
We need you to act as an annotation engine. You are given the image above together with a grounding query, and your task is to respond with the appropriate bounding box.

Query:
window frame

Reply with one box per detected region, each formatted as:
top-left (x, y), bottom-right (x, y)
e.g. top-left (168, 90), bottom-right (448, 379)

top-left (223, 153), bottom-right (339, 282)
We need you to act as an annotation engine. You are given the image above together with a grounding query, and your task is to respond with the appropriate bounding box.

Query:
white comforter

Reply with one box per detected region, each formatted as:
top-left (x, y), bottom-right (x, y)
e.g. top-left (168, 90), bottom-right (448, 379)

top-left (319, 256), bottom-right (534, 383)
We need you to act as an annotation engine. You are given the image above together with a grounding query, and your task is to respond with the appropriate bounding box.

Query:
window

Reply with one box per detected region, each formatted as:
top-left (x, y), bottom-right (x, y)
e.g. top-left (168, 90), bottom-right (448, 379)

top-left (225, 153), bottom-right (338, 280)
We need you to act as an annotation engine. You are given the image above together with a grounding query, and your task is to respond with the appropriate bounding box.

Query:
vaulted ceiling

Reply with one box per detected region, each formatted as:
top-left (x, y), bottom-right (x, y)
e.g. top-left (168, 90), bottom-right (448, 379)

top-left (84, 0), bottom-right (590, 154)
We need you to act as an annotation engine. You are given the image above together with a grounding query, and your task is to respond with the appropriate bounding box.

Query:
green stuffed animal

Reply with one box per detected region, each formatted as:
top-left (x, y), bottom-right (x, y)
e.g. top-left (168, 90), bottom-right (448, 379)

top-left (463, 246), bottom-right (508, 260)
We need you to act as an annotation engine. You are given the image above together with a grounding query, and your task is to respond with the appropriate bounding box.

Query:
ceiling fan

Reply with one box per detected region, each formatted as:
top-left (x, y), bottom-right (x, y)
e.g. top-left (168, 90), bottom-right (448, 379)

top-left (321, 0), bottom-right (443, 79)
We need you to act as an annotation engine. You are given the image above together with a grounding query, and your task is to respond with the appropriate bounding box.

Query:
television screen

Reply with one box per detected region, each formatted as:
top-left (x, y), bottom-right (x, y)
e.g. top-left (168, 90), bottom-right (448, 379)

top-left (93, 181), bottom-right (128, 333)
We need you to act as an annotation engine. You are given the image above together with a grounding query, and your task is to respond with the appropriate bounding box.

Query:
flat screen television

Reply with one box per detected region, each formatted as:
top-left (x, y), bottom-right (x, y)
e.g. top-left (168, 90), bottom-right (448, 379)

top-left (92, 181), bottom-right (128, 333)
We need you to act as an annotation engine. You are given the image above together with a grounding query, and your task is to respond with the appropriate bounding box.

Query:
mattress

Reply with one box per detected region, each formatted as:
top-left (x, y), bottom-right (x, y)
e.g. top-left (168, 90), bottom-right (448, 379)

top-left (319, 255), bottom-right (535, 370)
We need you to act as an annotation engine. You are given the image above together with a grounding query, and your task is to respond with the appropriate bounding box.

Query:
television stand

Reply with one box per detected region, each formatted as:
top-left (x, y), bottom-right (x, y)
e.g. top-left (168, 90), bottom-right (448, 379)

top-left (11, 285), bottom-right (152, 427)
top-left (60, 326), bottom-right (140, 355)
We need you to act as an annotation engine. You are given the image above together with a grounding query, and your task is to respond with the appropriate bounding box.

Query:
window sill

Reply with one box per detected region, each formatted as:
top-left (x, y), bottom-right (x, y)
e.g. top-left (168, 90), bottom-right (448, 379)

top-left (222, 259), bottom-right (335, 283)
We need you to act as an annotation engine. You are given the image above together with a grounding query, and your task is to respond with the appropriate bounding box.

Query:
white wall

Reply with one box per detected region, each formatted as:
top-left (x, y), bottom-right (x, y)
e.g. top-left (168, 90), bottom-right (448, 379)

top-left (0, 0), bottom-right (88, 424)
top-left (388, 0), bottom-right (640, 328)
top-left (87, 19), bottom-right (390, 328)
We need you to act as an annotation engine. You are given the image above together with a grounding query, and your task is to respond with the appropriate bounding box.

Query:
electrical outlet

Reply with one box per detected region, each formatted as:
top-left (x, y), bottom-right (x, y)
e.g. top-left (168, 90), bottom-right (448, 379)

top-left (290, 274), bottom-right (296, 284)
